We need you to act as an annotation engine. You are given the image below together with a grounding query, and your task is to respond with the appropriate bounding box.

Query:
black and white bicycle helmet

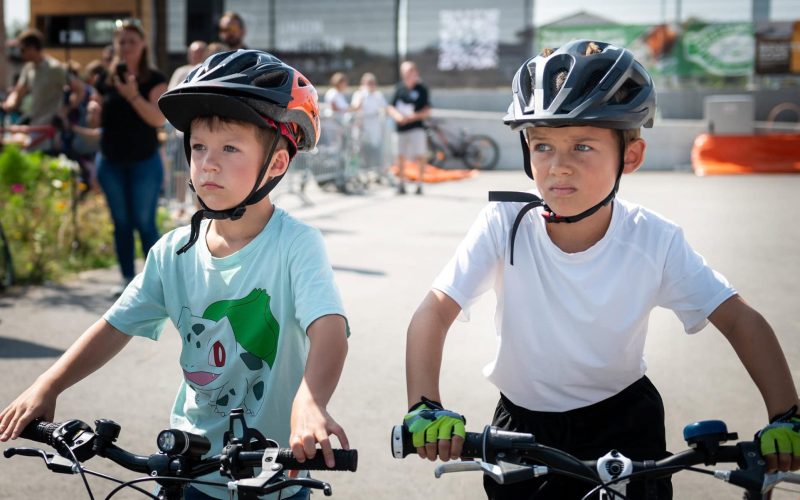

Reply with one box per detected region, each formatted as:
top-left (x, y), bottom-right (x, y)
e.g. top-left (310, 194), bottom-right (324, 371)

top-left (491, 40), bottom-right (656, 264)
top-left (158, 49), bottom-right (320, 254)
top-left (505, 39), bottom-right (655, 135)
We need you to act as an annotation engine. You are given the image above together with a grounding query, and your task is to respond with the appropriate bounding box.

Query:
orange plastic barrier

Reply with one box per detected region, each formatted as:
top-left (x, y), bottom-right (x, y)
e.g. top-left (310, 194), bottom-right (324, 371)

top-left (691, 133), bottom-right (800, 176)
top-left (390, 162), bottom-right (479, 183)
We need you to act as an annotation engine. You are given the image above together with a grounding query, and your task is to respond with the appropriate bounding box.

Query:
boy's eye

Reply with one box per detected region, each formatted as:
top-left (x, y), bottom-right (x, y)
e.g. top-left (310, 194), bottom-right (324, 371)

top-left (532, 143), bottom-right (551, 152)
top-left (223, 145), bottom-right (238, 153)
top-left (575, 144), bottom-right (592, 152)
top-left (190, 143), bottom-right (205, 151)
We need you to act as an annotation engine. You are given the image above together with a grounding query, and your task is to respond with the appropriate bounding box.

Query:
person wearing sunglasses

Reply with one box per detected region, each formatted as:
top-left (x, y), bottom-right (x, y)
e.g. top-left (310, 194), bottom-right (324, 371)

top-left (218, 11), bottom-right (247, 51)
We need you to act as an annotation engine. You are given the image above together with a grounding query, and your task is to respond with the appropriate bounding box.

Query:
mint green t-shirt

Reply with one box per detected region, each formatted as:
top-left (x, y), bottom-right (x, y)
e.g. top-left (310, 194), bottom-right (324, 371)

top-left (104, 208), bottom-right (347, 497)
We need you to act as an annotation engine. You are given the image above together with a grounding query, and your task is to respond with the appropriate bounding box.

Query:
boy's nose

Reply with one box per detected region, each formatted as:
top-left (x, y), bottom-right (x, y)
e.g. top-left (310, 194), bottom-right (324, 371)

top-left (548, 152), bottom-right (573, 174)
top-left (199, 152), bottom-right (221, 172)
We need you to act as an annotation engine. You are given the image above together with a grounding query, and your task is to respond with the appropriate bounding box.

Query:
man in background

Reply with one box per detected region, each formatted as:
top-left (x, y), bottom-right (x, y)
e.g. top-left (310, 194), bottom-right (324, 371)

top-left (2, 29), bottom-right (80, 127)
top-left (218, 11), bottom-right (247, 51)
top-left (387, 61), bottom-right (431, 195)
top-left (168, 40), bottom-right (208, 89)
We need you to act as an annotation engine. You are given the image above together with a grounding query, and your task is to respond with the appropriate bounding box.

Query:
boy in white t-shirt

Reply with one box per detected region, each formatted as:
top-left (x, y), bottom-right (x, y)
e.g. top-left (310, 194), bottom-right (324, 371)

top-left (0, 50), bottom-right (350, 499)
top-left (403, 40), bottom-right (799, 499)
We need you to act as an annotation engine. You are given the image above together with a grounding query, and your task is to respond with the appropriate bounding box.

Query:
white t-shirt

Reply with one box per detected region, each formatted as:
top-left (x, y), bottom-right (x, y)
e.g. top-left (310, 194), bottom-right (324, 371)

top-left (351, 88), bottom-right (387, 117)
top-left (433, 196), bottom-right (735, 412)
top-left (351, 88), bottom-right (388, 145)
top-left (105, 208), bottom-right (347, 497)
top-left (324, 87), bottom-right (349, 112)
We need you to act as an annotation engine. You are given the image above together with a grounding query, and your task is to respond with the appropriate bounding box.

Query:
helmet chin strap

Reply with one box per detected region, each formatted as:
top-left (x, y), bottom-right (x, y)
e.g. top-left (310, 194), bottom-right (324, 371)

top-left (489, 130), bottom-right (625, 265)
top-left (176, 132), bottom-right (282, 255)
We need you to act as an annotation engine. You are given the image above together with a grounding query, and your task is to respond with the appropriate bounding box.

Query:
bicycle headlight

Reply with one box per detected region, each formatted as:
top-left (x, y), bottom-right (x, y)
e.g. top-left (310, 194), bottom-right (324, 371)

top-left (157, 429), bottom-right (210, 458)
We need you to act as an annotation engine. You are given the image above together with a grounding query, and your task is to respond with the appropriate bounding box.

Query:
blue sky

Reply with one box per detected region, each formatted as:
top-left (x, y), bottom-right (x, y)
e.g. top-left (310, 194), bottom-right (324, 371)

top-left (5, 0), bottom-right (799, 30)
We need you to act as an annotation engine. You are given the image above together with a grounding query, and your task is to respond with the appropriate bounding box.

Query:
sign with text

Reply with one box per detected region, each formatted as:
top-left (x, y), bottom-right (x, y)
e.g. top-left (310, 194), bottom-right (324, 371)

top-left (755, 21), bottom-right (800, 74)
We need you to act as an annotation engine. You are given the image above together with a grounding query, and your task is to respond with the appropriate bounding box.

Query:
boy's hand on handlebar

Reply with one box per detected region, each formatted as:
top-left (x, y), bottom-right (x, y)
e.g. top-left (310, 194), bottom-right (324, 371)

top-left (404, 397), bottom-right (466, 462)
top-left (0, 382), bottom-right (57, 441)
top-left (759, 407), bottom-right (800, 472)
top-left (289, 399), bottom-right (349, 469)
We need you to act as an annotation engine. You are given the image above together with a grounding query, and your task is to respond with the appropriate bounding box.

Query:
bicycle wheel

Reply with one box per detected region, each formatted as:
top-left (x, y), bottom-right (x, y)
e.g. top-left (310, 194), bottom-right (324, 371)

top-left (427, 136), bottom-right (447, 167)
top-left (463, 135), bottom-right (500, 170)
top-left (0, 222), bottom-right (14, 290)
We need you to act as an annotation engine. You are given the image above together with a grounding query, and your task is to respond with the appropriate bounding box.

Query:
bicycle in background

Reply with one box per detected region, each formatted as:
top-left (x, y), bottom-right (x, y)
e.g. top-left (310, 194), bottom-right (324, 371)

top-left (0, 220), bottom-right (13, 291)
top-left (391, 419), bottom-right (800, 499)
top-left (5, 408), bottom-right (358, 499)
top-left (425, 118), bottom-right (500, 171)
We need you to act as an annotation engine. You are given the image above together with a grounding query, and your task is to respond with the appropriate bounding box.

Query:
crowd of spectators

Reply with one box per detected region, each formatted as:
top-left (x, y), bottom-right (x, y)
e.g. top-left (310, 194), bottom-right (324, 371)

top-left (1, 10), bottom-right (430, 290)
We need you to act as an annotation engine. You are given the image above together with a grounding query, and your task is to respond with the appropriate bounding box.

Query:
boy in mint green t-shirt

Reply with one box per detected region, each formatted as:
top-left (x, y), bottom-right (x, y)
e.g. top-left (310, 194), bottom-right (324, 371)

top-left (0, 50), bottom-right (349, 499)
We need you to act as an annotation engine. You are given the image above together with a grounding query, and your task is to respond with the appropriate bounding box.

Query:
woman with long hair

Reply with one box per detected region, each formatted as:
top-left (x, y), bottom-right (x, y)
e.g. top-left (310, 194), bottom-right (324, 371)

top-left (94, 19), bottom-right (167, 294)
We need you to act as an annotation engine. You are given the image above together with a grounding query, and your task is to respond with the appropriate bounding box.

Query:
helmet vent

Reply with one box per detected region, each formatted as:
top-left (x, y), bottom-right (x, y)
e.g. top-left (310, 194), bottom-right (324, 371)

top-left (573, 69), bottom-right (606, 105)
top-left (547, 68), bottom-right (568, 109)
top-left (297, 77), bottom-right (308, 87)
top-left (254, 70), bottom-right (289, 89)
top-left (611, 78), bottom-right (640, 105)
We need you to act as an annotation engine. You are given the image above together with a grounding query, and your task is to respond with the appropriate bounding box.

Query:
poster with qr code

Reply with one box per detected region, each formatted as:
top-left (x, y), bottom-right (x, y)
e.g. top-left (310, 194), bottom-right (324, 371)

top-left (438, 9), bottom-right (500, 71)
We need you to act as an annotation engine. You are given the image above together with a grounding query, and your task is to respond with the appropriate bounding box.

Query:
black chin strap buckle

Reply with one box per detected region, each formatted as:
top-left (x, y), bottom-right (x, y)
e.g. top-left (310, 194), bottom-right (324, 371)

top-left (229, 206), bottom-right (247, 221)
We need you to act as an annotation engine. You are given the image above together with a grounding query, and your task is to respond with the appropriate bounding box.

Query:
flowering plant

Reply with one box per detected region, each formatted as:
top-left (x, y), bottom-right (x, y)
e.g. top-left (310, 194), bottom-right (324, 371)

top-left (0, 146), bottom-right (116, 284)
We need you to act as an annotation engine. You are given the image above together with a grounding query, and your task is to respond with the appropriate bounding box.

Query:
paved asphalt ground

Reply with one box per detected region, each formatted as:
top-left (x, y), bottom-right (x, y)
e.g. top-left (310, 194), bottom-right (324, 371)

top-left (1, 170), bottom-right (798, 499)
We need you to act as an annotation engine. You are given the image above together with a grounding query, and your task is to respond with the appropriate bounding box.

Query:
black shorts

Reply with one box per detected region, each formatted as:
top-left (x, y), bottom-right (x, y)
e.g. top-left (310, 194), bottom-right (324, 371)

top-left (483, 376), bottom-right (673, 500)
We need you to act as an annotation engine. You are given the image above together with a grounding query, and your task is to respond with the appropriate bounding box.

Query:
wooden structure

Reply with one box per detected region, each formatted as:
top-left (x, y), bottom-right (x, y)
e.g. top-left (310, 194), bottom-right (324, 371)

top-left (28, 0), bottom-right (166, 71)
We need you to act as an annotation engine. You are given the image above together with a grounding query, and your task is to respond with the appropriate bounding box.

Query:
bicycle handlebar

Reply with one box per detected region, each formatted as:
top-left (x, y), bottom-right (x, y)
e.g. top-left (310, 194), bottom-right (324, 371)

top-left (16, 417), bottom-right (358, 473)
top-left (391, 421), bottom-right (800, 496)
top-left (6, 414), bottom-right (358, 499)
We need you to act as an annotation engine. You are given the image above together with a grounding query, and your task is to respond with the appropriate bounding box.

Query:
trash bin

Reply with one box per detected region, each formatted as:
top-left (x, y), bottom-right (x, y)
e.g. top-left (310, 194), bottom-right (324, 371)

top-left (704, 95), bottom-right (755, 135)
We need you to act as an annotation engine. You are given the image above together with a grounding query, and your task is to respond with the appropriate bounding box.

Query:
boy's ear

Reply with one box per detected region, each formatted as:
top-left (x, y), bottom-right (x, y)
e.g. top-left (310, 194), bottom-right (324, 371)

top-left (267, 149), bottom-right (291, 177)
top-left (622, 138), bottom-right (646, 174)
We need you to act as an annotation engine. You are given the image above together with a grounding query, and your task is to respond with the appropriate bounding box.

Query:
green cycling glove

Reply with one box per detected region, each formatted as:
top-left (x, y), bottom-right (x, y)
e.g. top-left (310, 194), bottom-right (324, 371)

top-left (404, 397), bottom-right (466, 448)
top-left (758, 405), bottom-right (800, 458)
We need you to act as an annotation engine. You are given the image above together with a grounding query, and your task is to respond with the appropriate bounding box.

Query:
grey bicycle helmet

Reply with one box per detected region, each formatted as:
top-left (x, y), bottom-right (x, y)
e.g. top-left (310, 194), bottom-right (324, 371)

top-left (505, 39), bottom-right (655, 132)
top-left (491, 40), bottom-right (657, 264)
top-left (158, 49), bottom-right (320, 254)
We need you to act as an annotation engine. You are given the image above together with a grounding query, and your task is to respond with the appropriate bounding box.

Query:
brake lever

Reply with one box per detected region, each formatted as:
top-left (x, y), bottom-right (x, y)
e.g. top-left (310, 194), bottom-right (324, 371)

top-left (763, 471), bottom-right (800, 492)
top-left (4, 446), bottom-right (76, 474)
top-left (434, 460), bottom-right (493, 478)
top-left (434, 459), bottom-right (548, 485)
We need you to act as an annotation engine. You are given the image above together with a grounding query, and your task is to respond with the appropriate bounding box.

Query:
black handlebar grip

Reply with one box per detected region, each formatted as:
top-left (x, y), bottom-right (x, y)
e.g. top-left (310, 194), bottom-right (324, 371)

top-left (390, 425), bottom-right (484, 459)
top-left (275, 449), bottom-right (358, 472)
top-left (19, 419), bottom-right (60, 445)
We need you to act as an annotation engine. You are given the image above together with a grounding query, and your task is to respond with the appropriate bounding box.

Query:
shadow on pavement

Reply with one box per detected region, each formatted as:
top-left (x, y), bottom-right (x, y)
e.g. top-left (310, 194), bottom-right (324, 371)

top-left (29, 285), bottom-right (116, 315)
top-left (332, 265), bottom-right (386, 276)
top-left (0, 337), bottom-right (64, 358)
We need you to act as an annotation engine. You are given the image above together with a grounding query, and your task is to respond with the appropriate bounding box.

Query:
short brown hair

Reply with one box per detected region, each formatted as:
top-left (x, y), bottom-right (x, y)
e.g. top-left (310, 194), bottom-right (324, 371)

top-left (17, 29), bottom-right (45, 51)
top-left (329, 72), bottom-right (347, 87)
top-left (220, 11), bottom-right (245, 31)
top-left (190, 116), bottom-right (288, 158)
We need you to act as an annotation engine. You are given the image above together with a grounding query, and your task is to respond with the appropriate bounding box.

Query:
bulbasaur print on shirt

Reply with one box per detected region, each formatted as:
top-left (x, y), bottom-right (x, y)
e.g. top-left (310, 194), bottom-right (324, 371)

top-left (177, 288), bottom-right (279, 416)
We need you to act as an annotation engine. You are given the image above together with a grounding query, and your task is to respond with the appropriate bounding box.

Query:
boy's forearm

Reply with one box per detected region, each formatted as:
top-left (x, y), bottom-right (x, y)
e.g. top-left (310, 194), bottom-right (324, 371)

top-left (39, 318), bottom-right (132, 395)
top-left (298, 315), bottom-right (348, 407)
top-left (406, 290), bottom-right (460, 407)
top-left (712, 296), bottom-right (800, 418)
top-left (406, 322), bottom-right (444, 407)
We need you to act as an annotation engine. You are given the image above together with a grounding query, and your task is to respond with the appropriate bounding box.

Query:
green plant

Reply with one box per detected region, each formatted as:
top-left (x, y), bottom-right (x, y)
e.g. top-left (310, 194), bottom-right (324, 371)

top-left (0, 146), bottom-right (116, 284)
